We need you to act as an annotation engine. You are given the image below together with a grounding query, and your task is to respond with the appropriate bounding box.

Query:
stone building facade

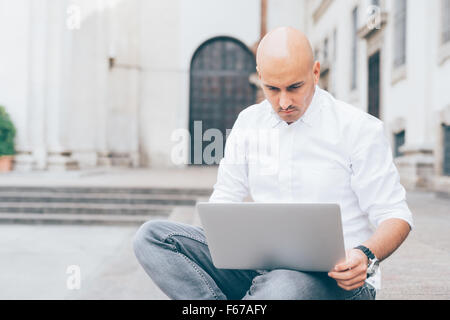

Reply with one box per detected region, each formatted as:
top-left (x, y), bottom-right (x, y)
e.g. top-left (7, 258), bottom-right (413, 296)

top-left (1, 0), bottom-right (449, 194)
top-left (306, 0), bottom-right (450, 193)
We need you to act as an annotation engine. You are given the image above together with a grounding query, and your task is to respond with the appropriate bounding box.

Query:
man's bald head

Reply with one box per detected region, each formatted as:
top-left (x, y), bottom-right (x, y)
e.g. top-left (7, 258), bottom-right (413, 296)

top-left (255, 26), bottom-right (320, 125)
top-left (256, 26), bottom-right (314, 76)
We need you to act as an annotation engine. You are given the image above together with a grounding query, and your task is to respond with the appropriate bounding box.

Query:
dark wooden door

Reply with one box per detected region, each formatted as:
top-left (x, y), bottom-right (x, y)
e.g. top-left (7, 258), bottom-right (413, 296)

top-left (368, 51), bottom-right (380, 119)
top-left (394, 130), bottom-right (405, 157)
top-left (189, 37), bottom-right (256, 165)
top-left (444, 124), bottom-right (450, 176)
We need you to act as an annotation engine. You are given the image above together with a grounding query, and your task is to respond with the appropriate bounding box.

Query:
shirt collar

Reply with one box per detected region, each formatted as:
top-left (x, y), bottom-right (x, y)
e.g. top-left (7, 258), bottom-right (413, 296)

top-left (268, 85), bottom-right (323, 128)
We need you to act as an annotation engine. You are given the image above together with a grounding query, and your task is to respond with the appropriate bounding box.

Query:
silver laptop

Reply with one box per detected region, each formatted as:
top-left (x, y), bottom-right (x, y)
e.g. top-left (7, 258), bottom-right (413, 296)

top-left (196, 202), bottom-right (346, 272)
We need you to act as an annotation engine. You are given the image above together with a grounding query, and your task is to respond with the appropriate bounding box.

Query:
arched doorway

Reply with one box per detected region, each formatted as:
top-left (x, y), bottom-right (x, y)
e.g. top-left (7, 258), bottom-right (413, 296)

top-left (189, 36), bottom-right (256, 165)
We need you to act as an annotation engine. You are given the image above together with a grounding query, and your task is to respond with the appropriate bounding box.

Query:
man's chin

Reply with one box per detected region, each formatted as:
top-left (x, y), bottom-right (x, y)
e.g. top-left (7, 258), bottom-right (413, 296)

top-left (279, 112), bottom-right (300, 123)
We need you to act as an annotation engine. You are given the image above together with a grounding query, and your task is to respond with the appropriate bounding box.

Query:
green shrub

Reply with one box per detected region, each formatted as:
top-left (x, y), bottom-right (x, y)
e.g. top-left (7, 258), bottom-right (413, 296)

top-left (0, 106), bottom-right (16, 156)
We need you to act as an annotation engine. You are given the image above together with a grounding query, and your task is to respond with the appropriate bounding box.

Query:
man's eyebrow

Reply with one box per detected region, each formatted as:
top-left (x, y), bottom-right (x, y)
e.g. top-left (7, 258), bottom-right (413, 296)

top-left (288, 81), bottom-right (304, 88)
top-left (263, 81), bottom-right (305, 89)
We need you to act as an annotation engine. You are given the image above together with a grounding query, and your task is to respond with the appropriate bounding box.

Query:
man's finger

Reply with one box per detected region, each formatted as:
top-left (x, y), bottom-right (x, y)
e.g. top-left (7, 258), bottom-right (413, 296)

top-left (345, 257), bottom-right (361, 269)
top-left (328, 268), bottom-right (358, 281)
top-left (337, 280), bottom-right (366, 292)
top-left (333, 257), bottom-right (360, 272)
top-left (332, 263), bottom-right (349, 272)
top-left (328, 264), bottom-right (366, 280)
top-left (336, 274), bottom-right (367, 287)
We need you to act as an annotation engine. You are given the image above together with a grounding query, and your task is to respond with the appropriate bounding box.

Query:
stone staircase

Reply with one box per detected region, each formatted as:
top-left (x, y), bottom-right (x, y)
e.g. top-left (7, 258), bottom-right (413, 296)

top-left (0, 186), bottom-right (212, 225)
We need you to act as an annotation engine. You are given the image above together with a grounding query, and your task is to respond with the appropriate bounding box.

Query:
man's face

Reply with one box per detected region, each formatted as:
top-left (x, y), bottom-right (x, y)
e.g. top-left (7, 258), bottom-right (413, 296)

top-left (258, 61), bottom-right (320, 124)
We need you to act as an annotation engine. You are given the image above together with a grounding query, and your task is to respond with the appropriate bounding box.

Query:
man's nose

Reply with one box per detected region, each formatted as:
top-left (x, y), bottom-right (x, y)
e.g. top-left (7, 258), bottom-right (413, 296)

top-left (279, 91), bottom-right (292, 110)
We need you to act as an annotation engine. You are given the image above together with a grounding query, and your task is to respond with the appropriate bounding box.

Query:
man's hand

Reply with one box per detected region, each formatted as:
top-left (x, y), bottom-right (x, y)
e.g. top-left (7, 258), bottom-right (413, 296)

top-left (328, 249), bottom-right (368, 291)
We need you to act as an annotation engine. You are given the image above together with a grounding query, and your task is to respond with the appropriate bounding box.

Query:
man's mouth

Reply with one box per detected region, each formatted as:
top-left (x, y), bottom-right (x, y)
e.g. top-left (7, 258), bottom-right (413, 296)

top-left (281, 109), bottom-right (295, 114)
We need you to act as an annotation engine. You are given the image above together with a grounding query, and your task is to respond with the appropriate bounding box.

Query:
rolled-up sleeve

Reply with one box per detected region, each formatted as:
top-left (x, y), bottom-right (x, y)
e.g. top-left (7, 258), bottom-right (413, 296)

top-left (209, 113), bottom-right (250, 203)
top-left (349, 115), bottom-right (414, 230)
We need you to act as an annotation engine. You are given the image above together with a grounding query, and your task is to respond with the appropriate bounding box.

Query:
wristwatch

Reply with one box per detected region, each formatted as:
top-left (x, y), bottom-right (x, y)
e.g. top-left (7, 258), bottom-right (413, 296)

top-left (354, 245), bottom-right (380, 278)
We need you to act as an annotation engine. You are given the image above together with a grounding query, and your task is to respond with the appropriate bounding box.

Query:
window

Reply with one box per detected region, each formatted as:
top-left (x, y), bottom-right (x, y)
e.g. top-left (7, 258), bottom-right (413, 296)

top-left (393, 0), bottom-right (407, 68)
top-left (351, 7), bottom-right (358, 90)
top-left (394, 130), bottom-right (405, 157)
top-left (323, 37), bottom-right (329, 61)
top-left (333, 28), bottom-right (337, 61)
top-left (443, 0), bottom-right (450, 44)
top-left (443, 124), bottom-right (450, 176)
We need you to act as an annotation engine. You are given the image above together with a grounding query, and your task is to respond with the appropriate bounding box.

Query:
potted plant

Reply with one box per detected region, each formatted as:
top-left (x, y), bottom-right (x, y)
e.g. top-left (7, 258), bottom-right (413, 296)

top-left (0, 105), bottom-right (16, 172)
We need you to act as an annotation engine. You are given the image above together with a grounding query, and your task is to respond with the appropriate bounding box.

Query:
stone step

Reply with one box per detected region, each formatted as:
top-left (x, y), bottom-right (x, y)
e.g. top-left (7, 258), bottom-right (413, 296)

top-left (0, 212), bottom-right (163, 226)
top-left (0, 185), bottom-right (209, 225)
top-left (0, 191), bottom-right (204, 201)
top-left (0, 201), bottom-right (174, 210)
top-left (0, 202), bottom-right (172, 215)
top-left (0, 186), bottom-right (212, 196)
top-left (0, 194), bottom-right (197, 206)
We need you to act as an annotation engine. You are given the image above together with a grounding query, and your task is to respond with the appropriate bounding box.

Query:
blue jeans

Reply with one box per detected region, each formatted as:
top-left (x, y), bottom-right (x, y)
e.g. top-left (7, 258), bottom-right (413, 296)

top-left (133, 220), bottom-right (376, 300)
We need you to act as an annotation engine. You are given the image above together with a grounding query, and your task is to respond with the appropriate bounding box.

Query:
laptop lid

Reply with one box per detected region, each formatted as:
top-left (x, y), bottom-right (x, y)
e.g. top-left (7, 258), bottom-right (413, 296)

top-left (196, 202), bottom-right (346, 272)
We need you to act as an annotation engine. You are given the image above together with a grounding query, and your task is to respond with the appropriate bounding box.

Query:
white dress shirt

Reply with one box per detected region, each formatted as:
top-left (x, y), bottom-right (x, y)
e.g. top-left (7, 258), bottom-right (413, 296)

top-left (209, 86), bottom-right (414, 290)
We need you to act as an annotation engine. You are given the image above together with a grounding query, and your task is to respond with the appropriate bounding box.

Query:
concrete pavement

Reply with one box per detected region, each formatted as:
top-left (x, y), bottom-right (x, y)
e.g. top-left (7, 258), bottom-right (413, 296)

top-left (375, 191), bottom-right (450, 300)
top-left (0, 167), bottom-right (219, 189)
top-left (0, 168), bottom-right (448, 299)
top-left (0, 223), bottom-right (168, 300)
top-left (0, 190), bottom-right (449, 299)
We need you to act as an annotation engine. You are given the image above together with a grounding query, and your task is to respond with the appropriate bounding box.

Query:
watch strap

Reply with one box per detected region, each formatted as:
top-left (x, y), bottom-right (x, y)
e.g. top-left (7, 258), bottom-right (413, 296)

top-left (354, 245), bottom-right (375, 261)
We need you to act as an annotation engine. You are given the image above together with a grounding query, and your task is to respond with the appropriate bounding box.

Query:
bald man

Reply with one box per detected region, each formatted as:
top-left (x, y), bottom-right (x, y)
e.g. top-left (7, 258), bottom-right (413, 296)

top-left (256, 26), bottom-right (317, 126)
top-left (133, 27), bottom-right (413, 300)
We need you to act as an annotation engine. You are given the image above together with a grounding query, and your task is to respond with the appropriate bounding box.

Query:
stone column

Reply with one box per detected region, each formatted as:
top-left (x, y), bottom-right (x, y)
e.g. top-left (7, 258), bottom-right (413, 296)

top-left (104, 0), bottom-right (141, 168)
top-left (45, 0), bottom-right (78, 171)
top-left (395, 2), bottom-right (434, 190)
top-left (4, 1), bottom-right (34, 171)
top-left (95, 1), bottom-right (112, 167)
top-left (18, 0), bottom-right (49, 171)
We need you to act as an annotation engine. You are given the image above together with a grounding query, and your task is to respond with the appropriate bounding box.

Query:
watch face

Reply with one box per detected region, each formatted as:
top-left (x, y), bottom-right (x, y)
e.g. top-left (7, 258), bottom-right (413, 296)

top-left (367, 259), bottom-right (380, 277)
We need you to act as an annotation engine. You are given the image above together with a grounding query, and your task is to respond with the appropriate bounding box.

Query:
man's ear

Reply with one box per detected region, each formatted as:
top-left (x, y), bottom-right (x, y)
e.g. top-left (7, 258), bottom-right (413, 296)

top-left (256, 66), bottom-right (261, 79)
top-left (313, 61), bottom-right (321, 85)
